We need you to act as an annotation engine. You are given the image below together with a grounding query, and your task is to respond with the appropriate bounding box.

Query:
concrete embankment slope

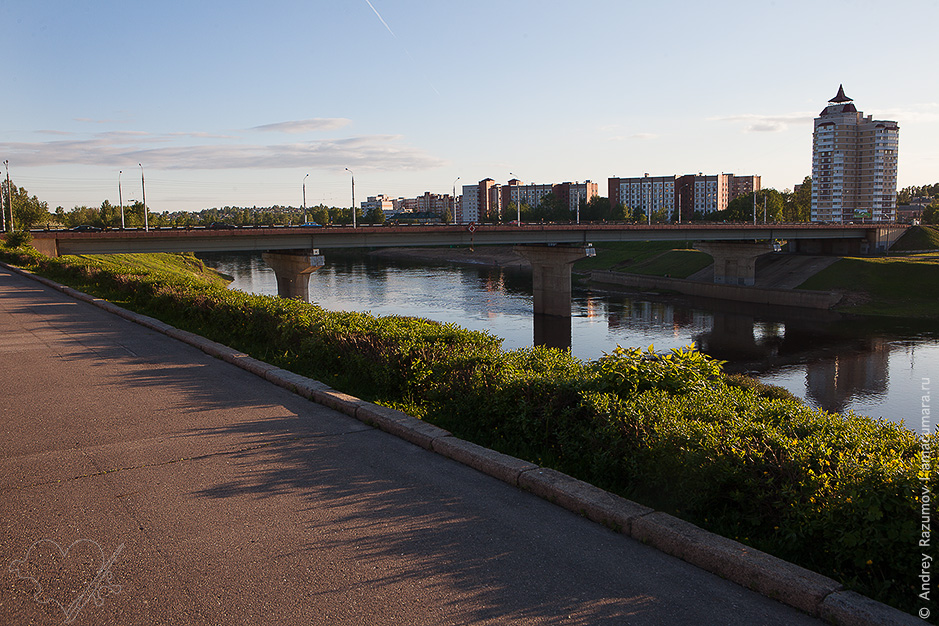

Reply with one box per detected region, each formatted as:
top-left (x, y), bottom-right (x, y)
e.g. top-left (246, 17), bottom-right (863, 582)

top-left (0, 262), bottom-right (916, 625)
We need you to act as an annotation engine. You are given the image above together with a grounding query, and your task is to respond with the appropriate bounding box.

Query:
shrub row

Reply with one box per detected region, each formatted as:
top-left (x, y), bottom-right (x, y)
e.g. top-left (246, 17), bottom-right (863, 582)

top-left (2, 245), bottom-right (934, 617)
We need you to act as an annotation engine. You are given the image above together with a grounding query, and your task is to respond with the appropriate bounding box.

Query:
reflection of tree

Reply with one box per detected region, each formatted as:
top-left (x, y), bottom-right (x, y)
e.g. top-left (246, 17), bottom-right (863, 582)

top-left (805, 338), bottom-right (890, 414)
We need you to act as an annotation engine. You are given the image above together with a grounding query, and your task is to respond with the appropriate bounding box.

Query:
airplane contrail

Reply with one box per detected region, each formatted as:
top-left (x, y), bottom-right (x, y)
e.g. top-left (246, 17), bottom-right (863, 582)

top-left (364, 0), bottom-right (397, 38)
top-left (362, 0), bottom-right (440, 96)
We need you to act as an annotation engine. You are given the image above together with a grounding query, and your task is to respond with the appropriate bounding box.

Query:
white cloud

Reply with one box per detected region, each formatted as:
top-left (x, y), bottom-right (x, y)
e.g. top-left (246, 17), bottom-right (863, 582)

top-left (710, 112), bottom-right (815, 132)
top-left (0, 132), bottom-right (445, 172)
top-left (251, 118), bottom-right (352, 134)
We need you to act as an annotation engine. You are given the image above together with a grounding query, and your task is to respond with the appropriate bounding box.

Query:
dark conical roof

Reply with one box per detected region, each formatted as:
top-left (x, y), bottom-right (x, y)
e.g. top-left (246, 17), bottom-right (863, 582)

top-left (829, 84), bottom-right (853, 103)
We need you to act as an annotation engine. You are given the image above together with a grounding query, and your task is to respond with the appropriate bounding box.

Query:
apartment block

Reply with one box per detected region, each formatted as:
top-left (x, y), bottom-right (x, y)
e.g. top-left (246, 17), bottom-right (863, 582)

top-left (608, 173), bottom-right (758, 219)
top-left (811, 85), bottom-right (899, 222)
top-left (457, 178), bottom-right (599, 224)
top-left (360, 194), bottom-right (395, 216)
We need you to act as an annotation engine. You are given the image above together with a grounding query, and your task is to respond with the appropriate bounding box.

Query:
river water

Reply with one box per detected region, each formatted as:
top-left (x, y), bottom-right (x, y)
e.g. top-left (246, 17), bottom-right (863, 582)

top-left (197, 251), bottom-right (938, 433)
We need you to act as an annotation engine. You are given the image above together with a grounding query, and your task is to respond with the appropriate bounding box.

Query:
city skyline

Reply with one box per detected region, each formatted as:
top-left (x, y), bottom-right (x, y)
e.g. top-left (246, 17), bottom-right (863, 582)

top-left (3, 0), bottom-right (938, 213)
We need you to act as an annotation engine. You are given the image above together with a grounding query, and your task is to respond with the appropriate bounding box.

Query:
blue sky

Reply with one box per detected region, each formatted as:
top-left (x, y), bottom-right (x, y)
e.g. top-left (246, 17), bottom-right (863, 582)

top-left (4, 0), bottom-right (937, 212)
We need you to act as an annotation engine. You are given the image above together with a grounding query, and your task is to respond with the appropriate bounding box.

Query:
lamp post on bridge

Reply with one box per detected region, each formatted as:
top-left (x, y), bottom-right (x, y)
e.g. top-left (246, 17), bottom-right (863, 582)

top-left (452, 176), bottom-right (460, 224)
top-left (119, 170), bottom-right (125, 229)
top-left (302, 173), bottom-right (309, 223)
top-left (139, 163), bottom-right (148, 232)
top-left (3, 160), bottom-right (12, 232)
top-left (345, 167), bottom-right (356, 228)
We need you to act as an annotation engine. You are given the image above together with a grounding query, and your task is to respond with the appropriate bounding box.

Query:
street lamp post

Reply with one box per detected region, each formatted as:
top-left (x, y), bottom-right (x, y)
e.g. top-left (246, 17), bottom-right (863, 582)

top-left (452, 176), bottom-right (460, 224)
top-left (302, 173), bottom-right (309, 223)
top-left (139, 163), bottom-right (148, 232)
top-left (4, 160), bottom-right (12, 232)
top-left (345, 168), bottom-right (356, 228)
top-left (119, 170), bottom-right (125, 229)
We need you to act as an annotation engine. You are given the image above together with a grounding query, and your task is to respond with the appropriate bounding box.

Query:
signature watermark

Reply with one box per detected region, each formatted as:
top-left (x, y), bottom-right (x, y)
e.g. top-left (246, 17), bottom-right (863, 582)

top-left (920, 377), bottom-right (932, 620)
top-left (9, 538), bottom-right (123, 624)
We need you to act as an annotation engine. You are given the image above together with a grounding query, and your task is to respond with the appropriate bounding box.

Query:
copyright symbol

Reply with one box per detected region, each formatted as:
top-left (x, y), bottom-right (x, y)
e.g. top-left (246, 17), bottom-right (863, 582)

top-left (920, 607), bottom-right (930, 619)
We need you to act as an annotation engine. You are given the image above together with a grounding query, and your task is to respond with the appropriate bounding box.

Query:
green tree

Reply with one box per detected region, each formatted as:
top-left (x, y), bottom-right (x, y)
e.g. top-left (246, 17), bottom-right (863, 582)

top-left (785, 177), bottom-right (812, 222)
top-left (365, 205), bottom-right (385, 225)
top-left (5, 182), bottom-right (52, 229)
top-left (581, 196), bottom-right (610, 222)
top-left (922, 201), bottom-right (939, 225)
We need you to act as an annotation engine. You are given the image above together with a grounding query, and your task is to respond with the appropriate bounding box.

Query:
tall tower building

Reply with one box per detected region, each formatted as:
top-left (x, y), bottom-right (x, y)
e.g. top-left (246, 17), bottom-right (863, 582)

top-left (811, 86), bottom-right (899, 222)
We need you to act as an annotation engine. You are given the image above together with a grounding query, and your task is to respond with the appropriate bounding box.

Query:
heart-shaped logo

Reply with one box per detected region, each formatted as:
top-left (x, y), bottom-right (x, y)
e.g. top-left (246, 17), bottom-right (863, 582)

top-left (9, 538), bottom-right (123, 624)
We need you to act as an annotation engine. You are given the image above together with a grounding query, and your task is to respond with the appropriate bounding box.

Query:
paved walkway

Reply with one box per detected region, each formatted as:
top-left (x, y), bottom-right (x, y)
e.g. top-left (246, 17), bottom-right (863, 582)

top-left (0, 265), bottom-right (827, 625)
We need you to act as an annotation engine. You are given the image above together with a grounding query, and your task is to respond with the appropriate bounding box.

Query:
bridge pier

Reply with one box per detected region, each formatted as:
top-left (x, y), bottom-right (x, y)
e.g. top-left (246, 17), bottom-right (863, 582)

top-left (514, 244), bottom-right (595, 349)
top-left (261, 249), bottom-right (325, 300)
top-left (694, 241), bottom-right (776, 286)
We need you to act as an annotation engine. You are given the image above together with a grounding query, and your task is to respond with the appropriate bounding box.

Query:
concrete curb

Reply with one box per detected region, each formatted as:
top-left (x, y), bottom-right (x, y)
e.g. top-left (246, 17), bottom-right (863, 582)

top-left (0, 260), bottom-right (920, 625)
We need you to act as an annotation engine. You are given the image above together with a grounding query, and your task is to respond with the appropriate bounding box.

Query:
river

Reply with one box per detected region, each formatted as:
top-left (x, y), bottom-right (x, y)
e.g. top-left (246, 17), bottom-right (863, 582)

top-left (197, 251), bottom-right (938, 433)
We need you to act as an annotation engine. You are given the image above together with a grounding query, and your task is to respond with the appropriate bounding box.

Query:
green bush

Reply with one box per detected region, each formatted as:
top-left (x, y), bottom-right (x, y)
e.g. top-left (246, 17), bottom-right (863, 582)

top-left (1, 245), bottom-right (934, 617)
top-left (2, 230), bottom-right (32, 249)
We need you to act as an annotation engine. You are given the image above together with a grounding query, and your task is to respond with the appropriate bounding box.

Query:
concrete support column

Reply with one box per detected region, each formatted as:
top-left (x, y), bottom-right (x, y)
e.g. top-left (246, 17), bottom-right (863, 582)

top-left (694, 242), bottom-right (775, 286)
top-left (514, 244), bottom-right (594, 350)
top-left (514, 244), bottom-right (594, 317)
top-left (261, 249), bottom-right (325, 301)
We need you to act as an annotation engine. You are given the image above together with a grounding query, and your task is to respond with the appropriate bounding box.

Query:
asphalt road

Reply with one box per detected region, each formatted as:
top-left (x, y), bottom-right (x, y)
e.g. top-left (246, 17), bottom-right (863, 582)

top-left (0, 265), bottom-right (824, 625)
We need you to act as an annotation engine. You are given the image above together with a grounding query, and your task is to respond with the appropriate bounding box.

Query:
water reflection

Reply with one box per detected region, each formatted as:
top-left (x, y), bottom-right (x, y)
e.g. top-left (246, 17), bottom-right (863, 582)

top-left (196, 251), bottom-right (938, 432)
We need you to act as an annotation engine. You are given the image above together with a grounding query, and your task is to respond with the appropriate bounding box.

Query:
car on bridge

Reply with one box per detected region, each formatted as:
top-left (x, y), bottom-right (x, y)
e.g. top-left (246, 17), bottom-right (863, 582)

top-left (69, 224), bottom-right (102, 232)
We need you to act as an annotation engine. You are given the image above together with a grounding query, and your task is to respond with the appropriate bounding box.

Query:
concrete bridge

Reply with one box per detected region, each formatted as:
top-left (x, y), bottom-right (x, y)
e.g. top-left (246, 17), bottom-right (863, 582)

top-left (29, 223), bottom-right (906, 347)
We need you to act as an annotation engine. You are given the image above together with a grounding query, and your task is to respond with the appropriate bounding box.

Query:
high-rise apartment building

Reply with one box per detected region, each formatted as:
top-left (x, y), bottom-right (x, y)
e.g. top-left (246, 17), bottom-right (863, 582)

top-left (811, 86), bottom-right (899, 222)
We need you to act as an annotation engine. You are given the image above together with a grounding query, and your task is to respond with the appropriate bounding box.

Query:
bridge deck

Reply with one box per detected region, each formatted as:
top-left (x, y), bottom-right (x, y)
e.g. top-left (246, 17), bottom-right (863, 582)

top-left (30, 223), bottom-right (905, 256)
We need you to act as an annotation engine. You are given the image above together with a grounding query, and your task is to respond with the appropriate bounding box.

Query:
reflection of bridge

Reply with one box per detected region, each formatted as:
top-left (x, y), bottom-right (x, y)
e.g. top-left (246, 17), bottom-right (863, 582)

top-left (30, 223), bottom-right (906, 347)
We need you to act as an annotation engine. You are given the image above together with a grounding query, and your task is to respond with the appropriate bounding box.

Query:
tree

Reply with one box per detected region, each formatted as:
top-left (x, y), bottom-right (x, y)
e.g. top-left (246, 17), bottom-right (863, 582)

top-left (365, 205), bottom-right (385, 225)
top-left (923, 201), bottom-right (939, 225)
top-left (785, 177), bottom-right (812, 222)
top-left (311, 205), bottom-right (330, 225)
top-left (581, 196), bottom-right (610, 222)
top-left (5, 182), bottom-right (52, 229)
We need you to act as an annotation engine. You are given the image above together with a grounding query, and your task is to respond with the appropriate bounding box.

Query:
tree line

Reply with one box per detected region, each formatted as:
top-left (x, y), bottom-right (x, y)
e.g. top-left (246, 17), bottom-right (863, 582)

top-left (0, 179), bottom-right (386, 230)
top-left (5, 175), bottom-right (938, 231)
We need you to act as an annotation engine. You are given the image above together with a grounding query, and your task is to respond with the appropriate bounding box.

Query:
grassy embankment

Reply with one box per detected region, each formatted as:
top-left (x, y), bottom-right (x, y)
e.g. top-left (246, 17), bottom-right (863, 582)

top-left (573, 241), bottom-right (713, 278)
top-left (890, 224), bottom-right (939, 252)
top-left (797, 253), bottom-right (939, 318)
top-left (576, 234), bottom-right (939, 319)
top-left (1, 242), bottom-right (934, 618)
top-left (789, 225), bottom-right (938, 317)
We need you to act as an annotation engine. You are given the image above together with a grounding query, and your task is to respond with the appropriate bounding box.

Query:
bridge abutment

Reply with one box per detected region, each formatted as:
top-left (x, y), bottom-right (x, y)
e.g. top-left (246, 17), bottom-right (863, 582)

top-left (261, 249), bottom-right (325, 300)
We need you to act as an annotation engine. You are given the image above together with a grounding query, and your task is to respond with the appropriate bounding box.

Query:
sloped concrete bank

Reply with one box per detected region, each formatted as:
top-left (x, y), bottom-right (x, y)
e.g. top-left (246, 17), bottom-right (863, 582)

top-left (588, 270), bottom-right (841, 309)
top-left (1, 260), bottom-right (919, 626)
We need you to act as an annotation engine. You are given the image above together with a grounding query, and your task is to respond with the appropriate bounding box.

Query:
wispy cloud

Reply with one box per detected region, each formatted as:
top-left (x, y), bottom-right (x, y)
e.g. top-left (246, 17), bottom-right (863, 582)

top-left (710, 112), bottom-right (815, 132)
top-left (603, 131), bottom-right (659, 142)
top-left (0, 132), bottom-right (445, 172)
top-left (251, 118), bottom-right (351, 134)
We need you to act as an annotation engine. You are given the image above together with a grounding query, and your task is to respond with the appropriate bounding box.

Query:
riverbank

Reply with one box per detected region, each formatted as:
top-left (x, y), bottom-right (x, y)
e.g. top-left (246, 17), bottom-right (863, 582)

top-left (0, 244), bottom-right (931, 618)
